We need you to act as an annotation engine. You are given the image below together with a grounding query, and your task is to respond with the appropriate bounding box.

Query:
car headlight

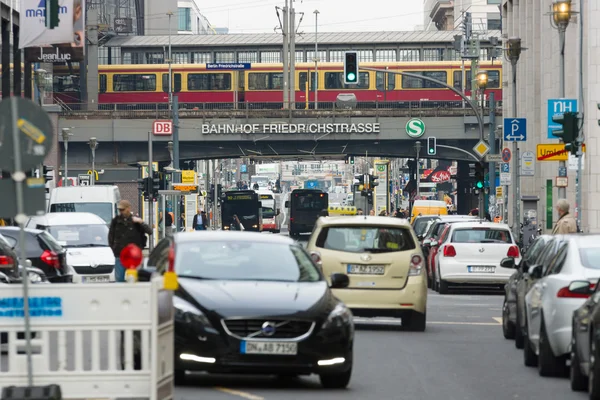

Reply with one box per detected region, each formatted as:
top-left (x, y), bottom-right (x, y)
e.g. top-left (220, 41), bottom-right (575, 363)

top-left (173, 297), bottom-right (214, 329)
top-left (321, 303), bottom-right (352, 331)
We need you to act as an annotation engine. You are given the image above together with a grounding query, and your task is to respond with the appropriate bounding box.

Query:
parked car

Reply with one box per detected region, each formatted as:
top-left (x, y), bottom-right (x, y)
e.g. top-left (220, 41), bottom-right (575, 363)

top-left (501, 235), bottom-right (553, 343)
top-left (0, 227), bottom-right (71, 283)
top-left (524, 234), bottom-right (600, 377)
top-left (27, 212), bottom-right (115, 283)
top-left (432, 222), bottom-right (521, 294)
top-left (306, 216), bottom-right (427, 331)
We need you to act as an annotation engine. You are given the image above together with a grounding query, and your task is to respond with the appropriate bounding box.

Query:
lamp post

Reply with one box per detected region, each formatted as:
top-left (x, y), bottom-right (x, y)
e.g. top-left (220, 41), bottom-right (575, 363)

top-left (504, 37), bottom-right (523, 235)
top-left (88, 137), bottom-right (98, 185)
top-left (313, 10), bottom-right (319, 110)
top-left (167, 11), bottom-right (174, 110)
top-left (415, 141), bottom-right (422, 200)
top-left (61, 128), bottom-right (72, 187)
top-left (476, 70), bottom-right (488, 217)
top-left (550, 0), bottom-right (572, 200)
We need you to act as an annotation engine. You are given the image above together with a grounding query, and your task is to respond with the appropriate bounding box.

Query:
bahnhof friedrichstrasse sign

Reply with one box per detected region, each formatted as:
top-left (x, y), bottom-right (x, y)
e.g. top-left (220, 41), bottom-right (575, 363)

top-left (200, 123), bottom-right (381, 135)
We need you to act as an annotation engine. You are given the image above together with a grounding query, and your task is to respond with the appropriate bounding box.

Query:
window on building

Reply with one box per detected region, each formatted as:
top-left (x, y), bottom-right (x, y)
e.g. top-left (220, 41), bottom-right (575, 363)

top-left (487, 13), bottom-right (502, 30)
top-left (215, 52), bottom-right (235, 62)
top-left (112, 74), bottom-right (157, 92)
top-left (358, 50), bottom-right (373, 62)
top-left (178, 8), bottom-right (191, 31)
top-left (298, 72), bottom-right (317, 91)
top-left (324, 72), bottom-right (369, 89)
top-left (399, 49), bottom-right (420, 61)
top-left (145, 52), bottom-right (164, 64)
top-left (423, 48), bottom-right (445, 61)
top-left (294, 51), bottom-right (304, 63)
top-left (238, 52), bottom-right (258, 63)
top-left (247, 72), bottom-right (284, 90)
top-left (192, 52), bottom-right (212, 63)
top-left (187, 73), bottom-right (232, 91)
top-left (329, 50), bottom-right (344, 62)
top-left (173, 52), bottom-right (189, 64)
top-left (260, 51), bottom-right (281, 63)
top-left (375, 49), bottom-right (396, 62)
top-left (306, 50), bottom-right (326, 62)
top-left (401, 71), bottom-right (447, 89)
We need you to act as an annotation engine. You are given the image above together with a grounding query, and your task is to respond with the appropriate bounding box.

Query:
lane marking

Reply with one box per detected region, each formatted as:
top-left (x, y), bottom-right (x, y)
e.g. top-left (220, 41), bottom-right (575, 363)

top-left (428, 321), bottom-right (501, 326)
top-left (214, 387), bottom-right (265, 400)
top-left (492, 317), bottom-right (502, 324)
top-left (354, 318), bottom-right (502, 326)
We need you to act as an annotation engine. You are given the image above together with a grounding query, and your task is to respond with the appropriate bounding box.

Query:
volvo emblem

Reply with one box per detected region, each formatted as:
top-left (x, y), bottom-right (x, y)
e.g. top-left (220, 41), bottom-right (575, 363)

top-left (360, 254), bottom-right (372, 262)
top-left (261, 321), bottom-right (276, 337)
top-left (478, 247), bottom-right (485, 253)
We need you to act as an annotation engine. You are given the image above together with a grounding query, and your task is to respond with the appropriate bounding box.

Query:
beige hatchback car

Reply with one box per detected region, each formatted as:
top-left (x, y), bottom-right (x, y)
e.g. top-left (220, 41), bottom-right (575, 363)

top-left (306, 216), bottom-right (428, 331)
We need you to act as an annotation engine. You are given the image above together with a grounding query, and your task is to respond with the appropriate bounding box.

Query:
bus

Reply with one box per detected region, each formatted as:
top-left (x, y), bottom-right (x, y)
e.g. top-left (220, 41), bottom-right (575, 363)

top-left (285, 189), bottom-right (329, 237)
top-left (258, 190), bottom-right (280, 233)
top-left (221, 190), bottom-right (262, 232)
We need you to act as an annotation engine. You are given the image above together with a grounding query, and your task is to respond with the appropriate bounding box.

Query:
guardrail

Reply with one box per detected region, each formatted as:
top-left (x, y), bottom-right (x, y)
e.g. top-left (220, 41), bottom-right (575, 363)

top-left (0, 277), bottom-right (174, 400)
top-left (59, 100), bottom-right (503, 119)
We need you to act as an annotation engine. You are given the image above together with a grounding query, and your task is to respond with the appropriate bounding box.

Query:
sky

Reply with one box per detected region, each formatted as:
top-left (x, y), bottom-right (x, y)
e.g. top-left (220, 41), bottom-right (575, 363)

top-left (200, 0), bottom-right (426, 33)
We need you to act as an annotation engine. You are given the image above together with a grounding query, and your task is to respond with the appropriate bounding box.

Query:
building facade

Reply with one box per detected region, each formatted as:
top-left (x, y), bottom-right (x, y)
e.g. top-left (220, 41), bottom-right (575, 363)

top-left (502, 0), bottom-right (599, 232)
top-left (177, 0), bottom-right (214, 35)
top-left (425, 0), bottom-right (502, 32)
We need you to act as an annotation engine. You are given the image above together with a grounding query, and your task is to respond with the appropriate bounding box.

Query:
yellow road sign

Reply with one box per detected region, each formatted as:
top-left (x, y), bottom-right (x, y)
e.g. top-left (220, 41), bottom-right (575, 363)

top-left (473, 140), bottom-right (490, 158)
top-left (496, 187), bottom-right (503, 198)
top-left (173, 184), bottom-right (198, 192)
top-left (181, 170), bottom-right (196, 183)
top-left (537, 143), bottom-right (586, 161)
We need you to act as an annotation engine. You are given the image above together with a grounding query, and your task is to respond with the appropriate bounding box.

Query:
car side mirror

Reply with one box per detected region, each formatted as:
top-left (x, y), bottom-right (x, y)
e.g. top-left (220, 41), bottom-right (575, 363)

top-left (430, 240), bottom-right (439, 247)
top-left (422, 239), bottom-right (431, 247)
top-left (138, 266), bottom-right (157, 282)
top-left (528, 265), bottom-right (542, 279)
top-left (330, 273), bottom-right (349, 289)
top-left (568, 280), bottom-right (592, 295)
top-left (500, 257), bottom-right (516, 269)
top-left (285, 201), bottom-right (290, 208)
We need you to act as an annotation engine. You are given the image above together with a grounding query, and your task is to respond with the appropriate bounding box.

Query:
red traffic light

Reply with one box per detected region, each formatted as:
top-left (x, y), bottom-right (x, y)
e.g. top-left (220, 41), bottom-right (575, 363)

top-left (120, 244), bottom-right (143, 269)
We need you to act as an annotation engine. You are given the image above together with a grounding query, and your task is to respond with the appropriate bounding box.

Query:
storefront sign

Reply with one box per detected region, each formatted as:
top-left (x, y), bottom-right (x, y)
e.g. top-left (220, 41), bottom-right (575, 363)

top-left (201, 123), bottom-right (380, 135)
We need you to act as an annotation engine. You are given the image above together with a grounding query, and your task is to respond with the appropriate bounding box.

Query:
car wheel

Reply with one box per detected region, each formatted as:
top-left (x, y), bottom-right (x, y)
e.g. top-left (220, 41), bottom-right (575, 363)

top-left (589, 334), bottom-right (600, 399)
top-left (438, 279), bottom-right (449, 294)
top-left (502, 300), bottom-right (516, 340)
top-left (514, 307), bottom-right (525, 349)
top-left (404, 312), bottom-right (426, 332)
top-left (538, 315), bottom-right (566, 377)
top-left (427, 274), bottom-right (432, 289)
top-left (570, 333), bottom-right (588, 391)
top-left (174, 369), bottom-right (186, 386)
top-left (319, 367), bottom-right (352, 389)
top-left (523, 318), bottom-right (538, 367)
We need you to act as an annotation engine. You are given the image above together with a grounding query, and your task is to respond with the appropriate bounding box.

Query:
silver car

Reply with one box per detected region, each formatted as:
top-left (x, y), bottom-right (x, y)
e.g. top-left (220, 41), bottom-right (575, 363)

top-left (524, 234), bottom-right (600, 377)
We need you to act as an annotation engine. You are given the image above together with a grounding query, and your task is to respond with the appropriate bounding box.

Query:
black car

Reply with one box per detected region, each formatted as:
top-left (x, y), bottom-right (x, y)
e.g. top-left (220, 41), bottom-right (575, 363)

top-left (142, 231), bottom-right (354, 388)
top-left (0, 227), bottom-right (71, 283)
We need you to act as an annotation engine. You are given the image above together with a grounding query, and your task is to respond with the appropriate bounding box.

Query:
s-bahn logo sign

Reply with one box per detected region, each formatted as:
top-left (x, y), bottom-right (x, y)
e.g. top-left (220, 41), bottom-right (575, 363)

top-left (405, 118), bottom-right (426, 138)
top-left (201, 123), bottom-right (380, 135)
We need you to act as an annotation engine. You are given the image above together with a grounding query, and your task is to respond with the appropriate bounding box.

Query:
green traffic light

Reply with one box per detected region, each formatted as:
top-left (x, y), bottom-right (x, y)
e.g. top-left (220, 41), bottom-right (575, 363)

top-left (347, 72), bottom-right (356, 81)
top-left (476, 181), bottom-right (484, 189)
top-left (429, 149), bottom-right (434, 154)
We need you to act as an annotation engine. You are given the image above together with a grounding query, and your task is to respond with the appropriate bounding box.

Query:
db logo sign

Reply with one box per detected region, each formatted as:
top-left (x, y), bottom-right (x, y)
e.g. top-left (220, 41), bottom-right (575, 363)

top-left (153, 120), bottom-right (173, 136)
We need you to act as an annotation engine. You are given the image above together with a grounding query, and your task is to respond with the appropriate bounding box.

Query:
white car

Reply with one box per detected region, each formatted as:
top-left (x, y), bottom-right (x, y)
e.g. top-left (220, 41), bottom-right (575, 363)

top-left (433, 222), bottom-right (521, 294)
top-left (26, 212), bottom-right (116, 283)
top-left (524, 234), bottom-right (600, 377)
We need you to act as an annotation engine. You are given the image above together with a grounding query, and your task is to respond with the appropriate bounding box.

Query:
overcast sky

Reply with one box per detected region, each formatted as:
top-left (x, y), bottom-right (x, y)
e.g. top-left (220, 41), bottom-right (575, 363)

top-left (201, 0), bottom-right (426, 33)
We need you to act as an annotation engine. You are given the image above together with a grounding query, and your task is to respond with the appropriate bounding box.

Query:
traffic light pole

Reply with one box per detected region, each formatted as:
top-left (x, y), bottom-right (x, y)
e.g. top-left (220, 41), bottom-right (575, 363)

top-left (147, 132), bottom-right (154, 251)
top-left (557, 26), bottom-right (567, 201)
top-left (415, 141), bottom-right (422, 199)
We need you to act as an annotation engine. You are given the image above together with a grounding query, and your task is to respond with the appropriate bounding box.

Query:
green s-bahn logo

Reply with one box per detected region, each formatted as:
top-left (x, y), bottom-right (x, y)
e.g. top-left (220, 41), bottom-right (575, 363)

top-left (405, 118), bottom-right (426, 138)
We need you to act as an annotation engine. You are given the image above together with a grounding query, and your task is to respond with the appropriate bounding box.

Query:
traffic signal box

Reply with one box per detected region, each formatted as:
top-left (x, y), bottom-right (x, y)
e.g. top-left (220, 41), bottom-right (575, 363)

top-left (427, 137), bottom-right (437, 156)
top-left (343, 52), bottom-right (358, 85)
top-left (552, 111), bottom-right (580, 155)
top-left (45, 0), bottom-right (60, 29)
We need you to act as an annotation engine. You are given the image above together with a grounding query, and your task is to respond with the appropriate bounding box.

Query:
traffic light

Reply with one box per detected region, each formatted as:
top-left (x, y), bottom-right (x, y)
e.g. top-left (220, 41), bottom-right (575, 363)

top-left (151, 177), bottom-right (160, 199)
top-left (427, 137), bottom-right (437, 156)
top-left (552, 111), bottom-right (578, 144)
top-left (343, 51), bottom-right (358, 85)
top-left (462, 12), bottom-right (472, 40)
top-left (354, 174), bottom-right (365, 191)
top-left (366, 191), bottom-right (373, 205)
top-left (349, 156), bottom-right (354, 165)
top-left (474, 162), bottom-right (485, 190)
top-left (369, 174), bottom-right (379, 187)
top-left (42, 165), bottom-right (54, 182)
top-left (45, 0), bottom-right (60, 29)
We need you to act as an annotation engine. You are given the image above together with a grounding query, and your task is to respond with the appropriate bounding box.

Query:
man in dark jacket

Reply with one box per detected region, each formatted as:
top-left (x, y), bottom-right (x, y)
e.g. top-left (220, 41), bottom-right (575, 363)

top-left (108, 200), bottom-right (152, 282)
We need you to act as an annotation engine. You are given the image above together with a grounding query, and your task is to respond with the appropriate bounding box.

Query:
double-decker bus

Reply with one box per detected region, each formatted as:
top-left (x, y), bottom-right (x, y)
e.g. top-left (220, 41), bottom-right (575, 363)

top-left (221, 190), bottom-right (262, 232)
top-left (285, 189), bottom-right (328, 237)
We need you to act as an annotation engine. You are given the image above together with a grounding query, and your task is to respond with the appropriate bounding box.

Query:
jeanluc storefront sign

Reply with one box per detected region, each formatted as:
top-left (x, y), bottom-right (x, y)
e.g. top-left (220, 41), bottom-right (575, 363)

top-left (201, 123), bottom-right (380, 135)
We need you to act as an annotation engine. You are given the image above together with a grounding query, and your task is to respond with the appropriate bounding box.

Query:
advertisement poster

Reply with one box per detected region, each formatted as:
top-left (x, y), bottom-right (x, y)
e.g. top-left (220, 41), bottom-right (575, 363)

top-left (184, 195), bottom-right (198, 232)
top-left (373, 160), bottom-right (389, 214)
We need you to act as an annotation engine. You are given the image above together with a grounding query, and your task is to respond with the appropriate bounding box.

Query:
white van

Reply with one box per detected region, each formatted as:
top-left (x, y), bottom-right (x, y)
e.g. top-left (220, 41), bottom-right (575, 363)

top-left (48, 186), bottom-right (121, 224)
top-left (26, 212), bottom-right (115, 283)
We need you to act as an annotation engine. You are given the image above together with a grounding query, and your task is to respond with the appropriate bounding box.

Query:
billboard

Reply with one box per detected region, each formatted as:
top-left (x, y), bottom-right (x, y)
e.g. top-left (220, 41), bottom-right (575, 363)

top-left (19, 0), bottom-right (85, 62)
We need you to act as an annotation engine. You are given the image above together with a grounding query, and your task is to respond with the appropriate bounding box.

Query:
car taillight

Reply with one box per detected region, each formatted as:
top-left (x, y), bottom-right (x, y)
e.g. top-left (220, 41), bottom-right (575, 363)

top-left (168, 245), bottom-right (175, 272)
top-left (443, 245), bottom-right (456, 257)
top-left (557, 286), bottom-right (592, 299)
top-left (507, 245), bottom-right (519, 258)
top-left (310, 251), bottom-right (322, 265)
top-left (290, 217), bottom-right (294, 222)
top-left (41, 250), bottom-right (60, 269)
top-left (409, 254), bottom-right (423, 276)
top-left (0, 255), bottom-right (14, 268)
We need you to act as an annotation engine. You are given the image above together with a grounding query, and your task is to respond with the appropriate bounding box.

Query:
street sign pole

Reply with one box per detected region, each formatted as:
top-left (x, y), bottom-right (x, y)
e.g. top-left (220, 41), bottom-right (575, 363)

top-left (147, 131), bottom-right (154, 252)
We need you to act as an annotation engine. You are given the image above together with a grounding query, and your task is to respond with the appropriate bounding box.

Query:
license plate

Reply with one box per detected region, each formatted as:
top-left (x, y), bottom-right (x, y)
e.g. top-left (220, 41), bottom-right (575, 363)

top-left (347, 264), bottom-right (385, 275)
top-left (468, 266), bottom-right (495, 273)
top-left (82, 275), bottom-right (110, 283)
top-left (240, 341), bottom-right (297, 355)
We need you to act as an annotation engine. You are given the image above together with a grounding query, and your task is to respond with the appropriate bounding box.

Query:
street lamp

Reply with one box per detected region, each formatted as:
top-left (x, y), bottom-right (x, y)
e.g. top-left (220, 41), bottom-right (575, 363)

top-left (313, 10), bottom-right (319, 110)
top-left (475, 70), bottom-right (488, 91)
top-left (61, 128), bottom-right (72, 186)
top-left (414, 141), bottom-right (422, 200)
top-left (167, 141), bottom-right (174, 167)
top-left (551, 0), bottom-right (572, 28)
top-left (88, 137), bottom-right (98, 185)
top-left (475, 70), bottom-right (488, 217)
top-left (166, 11), bottom-right (174, 110)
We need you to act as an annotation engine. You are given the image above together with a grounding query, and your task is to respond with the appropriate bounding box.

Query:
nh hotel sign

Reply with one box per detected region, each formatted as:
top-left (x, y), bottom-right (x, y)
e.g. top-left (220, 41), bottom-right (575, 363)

top-left (201, 123), bottom-right (381, 135)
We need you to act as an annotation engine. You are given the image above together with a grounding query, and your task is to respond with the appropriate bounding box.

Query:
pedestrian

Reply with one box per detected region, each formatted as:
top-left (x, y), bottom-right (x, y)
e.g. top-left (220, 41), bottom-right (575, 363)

top-left (164, 210), bottom-right (173, 235)
top-left (193, 209), bottom-right (206, 230)
top-left (201, 211), bottom-right (208, 229)
top-left (357, 208), bottom-right (363, 215)
top-left (378, 210), bottom-right (386, 216)
top-left (552, 199), bottom-right (578, 234)
top-left (369, 210), bottom-right (375, 216)
top-left (108, 200), bottom-right (152, 282)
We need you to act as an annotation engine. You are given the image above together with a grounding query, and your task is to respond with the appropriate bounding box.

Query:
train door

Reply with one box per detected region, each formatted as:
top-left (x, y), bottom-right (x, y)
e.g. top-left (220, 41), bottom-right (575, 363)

top-left (162, 72), bottom-right (182, 103)
top-left (236, 70), bottom-right (245, 104)
top-left (298, 70), bottom-right (317, 109)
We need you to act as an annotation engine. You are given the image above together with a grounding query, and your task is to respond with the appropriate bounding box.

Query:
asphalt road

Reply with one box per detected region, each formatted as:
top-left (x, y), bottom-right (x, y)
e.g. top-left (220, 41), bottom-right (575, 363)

top-left (175, 291), bottom-right (586, 400)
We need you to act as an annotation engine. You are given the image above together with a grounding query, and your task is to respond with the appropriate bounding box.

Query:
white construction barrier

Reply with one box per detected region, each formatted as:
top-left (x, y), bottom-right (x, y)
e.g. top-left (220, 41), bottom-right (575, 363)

top-left (0, 277), bottom-right (174, 400)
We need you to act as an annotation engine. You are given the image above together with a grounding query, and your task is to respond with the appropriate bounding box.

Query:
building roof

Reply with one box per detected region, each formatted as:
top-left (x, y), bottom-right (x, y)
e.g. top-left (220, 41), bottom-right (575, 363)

top-left (106, 30), bottom-right (502, 48)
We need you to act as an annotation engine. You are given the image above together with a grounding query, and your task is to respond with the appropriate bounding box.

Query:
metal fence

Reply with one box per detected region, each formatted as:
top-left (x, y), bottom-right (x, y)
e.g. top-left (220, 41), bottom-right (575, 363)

top-left (59, 100), bottom-right (503, 119)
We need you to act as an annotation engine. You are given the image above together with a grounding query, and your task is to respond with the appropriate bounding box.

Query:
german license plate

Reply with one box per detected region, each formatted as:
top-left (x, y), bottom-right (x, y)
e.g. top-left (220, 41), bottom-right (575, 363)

top-left (240, 341), bottom-right (297, 355)
top-left (82, 275), bottom-right (110, 283)
top-left (468, 266), bottom-right (495, 273)
top-left (347, 264), bottom-right (385, 275)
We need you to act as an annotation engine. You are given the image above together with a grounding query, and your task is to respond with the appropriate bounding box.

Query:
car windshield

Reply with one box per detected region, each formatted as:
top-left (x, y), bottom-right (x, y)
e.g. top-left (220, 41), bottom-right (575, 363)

top-left (50, 202), bottom-right (113, 223)
top-left (451, 228), bottom-right (512, 243)
top-left (316, 226), bottom-right (416, 253)
top-left (579, 247), bottom-right (600, 269)
top-left (48, 224), bottom-right (109, 247)
top-left (413, 217), bottom-right (437, 236)
top-left (294, 193), bottom-right (327, 211)
top-left (262, 207), bottom-right (276, 219)
top-left (174, 241), bottom-right (321, 282)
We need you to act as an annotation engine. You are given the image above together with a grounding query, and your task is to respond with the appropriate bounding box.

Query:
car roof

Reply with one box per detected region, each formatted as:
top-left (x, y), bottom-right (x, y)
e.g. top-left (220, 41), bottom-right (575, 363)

top-left (174, 231), bottom-right (295, 245)
top-left (317, 216), bottom-right (411, 228)
top-left (566, 234), bottom-right (600, 247)
top-left (29, 212), bottom-right (106, 225)
top-left (449, 221), bottom-right (511, 230)
top-left (0, 226), bottom-right (43, 235)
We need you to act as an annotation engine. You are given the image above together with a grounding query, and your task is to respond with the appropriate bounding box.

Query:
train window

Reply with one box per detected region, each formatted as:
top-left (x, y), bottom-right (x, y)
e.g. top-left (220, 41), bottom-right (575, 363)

top-left (187, 73), bottom-right (232, 91)
top-left (324, 72), bottom-right (369, 89)
top-left (401, 71), bottom-right (447, 89)
top-left (99, 74), bottom-right (106, 93)
top-left (248, 73), bottom-right (284, 90)
top-left (53, 75), bottom-right (80, 93)
top-left (112, 74), bottom-right (156, 92)
top-left (376, 71), bottom-right (395, 91)
top-left (298, 72), bottom-right (317, 91)
top-left (455, 70), bottom-right (500, 91)
top-left (486, 70), bottom-right (500, 88)
top-left (162, 73), bottom-right (182, 92)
